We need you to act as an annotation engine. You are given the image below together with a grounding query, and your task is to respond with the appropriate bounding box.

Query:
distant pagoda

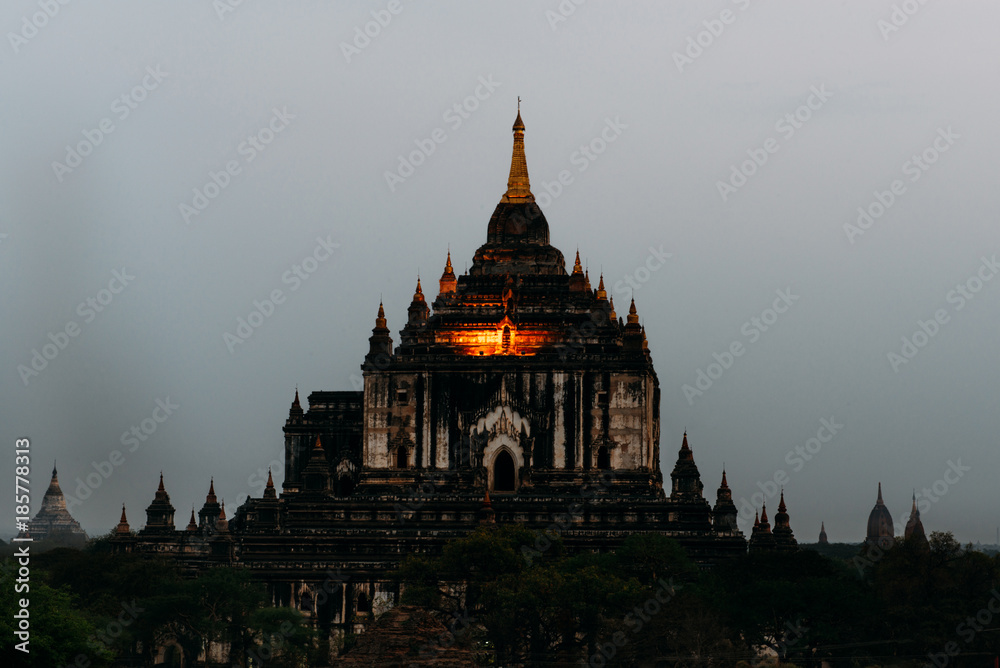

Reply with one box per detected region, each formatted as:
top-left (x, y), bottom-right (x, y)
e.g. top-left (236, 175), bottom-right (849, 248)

top-left (28, 464), bottom-right (87, 544)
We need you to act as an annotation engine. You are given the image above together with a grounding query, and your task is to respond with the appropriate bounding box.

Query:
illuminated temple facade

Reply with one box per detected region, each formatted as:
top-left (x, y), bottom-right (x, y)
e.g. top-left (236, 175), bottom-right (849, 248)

top-left (114, 109), bottom-right (747, 648)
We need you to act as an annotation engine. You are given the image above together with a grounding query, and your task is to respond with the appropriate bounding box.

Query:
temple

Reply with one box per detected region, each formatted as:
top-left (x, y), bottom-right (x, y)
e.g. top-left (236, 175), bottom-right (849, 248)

top-left (25, 464), bottom-right (87, 546)
top-left (865, 482), bottom-right (896, 550)
top-left (113, 108), bottom-right (750, 651)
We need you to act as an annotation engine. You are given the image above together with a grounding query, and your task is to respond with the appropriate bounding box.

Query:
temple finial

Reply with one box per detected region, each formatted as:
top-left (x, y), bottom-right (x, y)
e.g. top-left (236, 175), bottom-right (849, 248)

top-left (502, 103), bottom-right (533, 203)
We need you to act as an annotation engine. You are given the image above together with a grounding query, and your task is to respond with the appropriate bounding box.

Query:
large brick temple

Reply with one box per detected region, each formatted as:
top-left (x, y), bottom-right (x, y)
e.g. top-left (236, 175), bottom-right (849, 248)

top-left (112, 108), bottom-right (758, 649)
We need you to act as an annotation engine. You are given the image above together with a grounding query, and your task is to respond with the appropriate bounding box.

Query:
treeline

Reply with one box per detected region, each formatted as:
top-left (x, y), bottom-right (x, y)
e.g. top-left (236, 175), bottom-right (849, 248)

top-left (395, 526), bottom-right (1000, 667)
top-left (2, 528), bottom-right (999, 667)
top-left (0, 535), bottom-right (313, 668)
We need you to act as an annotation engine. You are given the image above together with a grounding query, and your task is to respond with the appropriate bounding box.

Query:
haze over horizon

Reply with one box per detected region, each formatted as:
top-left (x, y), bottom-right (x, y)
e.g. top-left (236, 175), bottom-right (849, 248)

top-left (2, 1), bottom-right (998, 546)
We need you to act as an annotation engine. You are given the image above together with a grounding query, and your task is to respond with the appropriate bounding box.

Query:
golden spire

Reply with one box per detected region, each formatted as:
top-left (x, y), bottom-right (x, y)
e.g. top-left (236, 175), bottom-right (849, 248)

top-left (627, 298), bottom-right (639, 324)
top-left (584, 269), bottom-right (592, 292)
top-left (375, 301), bottom-right (387, 329)
top-left (439, 251), bottom-right (457, 295)
top-left (501, 101), bottom-right (534, 203)
top-left (413, 277), bottom-right (425, 302)
top-left (572, 250), bottom-right (583, 275)
top-left (609, 296), bottom-right (617, 321)
top-left (596, 274), bottom-right (607, 301)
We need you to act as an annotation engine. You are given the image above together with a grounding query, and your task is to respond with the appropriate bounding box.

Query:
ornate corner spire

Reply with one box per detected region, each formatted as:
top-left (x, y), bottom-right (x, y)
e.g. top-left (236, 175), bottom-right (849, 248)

top-left (376, 301), bottom-right (387, 329)
top-left (572, 250), bottom-right (583, 275)
top-left (778, 490), bottom-right (787, 513)
top-left (627, 298), bottom-right (639, 324)
top-left (596, 274), bottom-right (607, 301)
top-left (609, 296), bottom-right (617, 321)
top-left (264, 468), bottom-right (277, 500)
top-left (116, 504), bottom-right (130, 534)
top-left (501, 102), bottom-right (534, 203)
top-left (186, 508), bottom-right (197, 531)
top-left (207, 478), bottom-right (217, 504)
top-left (439, 251), bottom-right (457, 295)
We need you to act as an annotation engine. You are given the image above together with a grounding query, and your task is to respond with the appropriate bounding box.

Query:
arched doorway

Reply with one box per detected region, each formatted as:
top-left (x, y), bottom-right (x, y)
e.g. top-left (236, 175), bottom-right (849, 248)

top-left (493, 450), bottom-right (516, 492)
top-left (597, 445), bottom-right (610, 470)
top-left (396, 445), bottom-right (408, 468)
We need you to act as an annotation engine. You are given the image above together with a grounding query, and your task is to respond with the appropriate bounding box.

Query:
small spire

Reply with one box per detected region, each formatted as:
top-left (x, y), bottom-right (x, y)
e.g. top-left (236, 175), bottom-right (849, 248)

top-left (754, 511), bottom-right (760, 529)
top-left (609, 296), bottom-right (617, 321)
top-left (572, 250), bottom-right (583, 275)
top-left (760, 503), bottom-right (769, 524)
top-left (439, 252), bottom-right (457, 295)
top-left (413, 277), bottom-right (424, 301)
top-left (778, 490), bottom-right (787, 514)
top-left (158, 472), bottom-right (165, 493)
top-left (219, 501), bottom-right (226, 521)
top-left (116, 504), bottom-right (131, 535)
top-left (264, 468), bottom-right (277, 499)
top-left (186, 508), bottom-right (197, 531)
top-left (206, 478), bottom-right (217, 504)
top-left (584, 269), bottom-right (592, 292)
top-left (291, 388), bottom-right (302, 411)
top-left (877, 482), bottom-right (883, 504)
top-left (375, 301), bottom-right (387, 329)
top-left (721, 469), bottom-right (729, 488)
top-left (596, 274), bottom-right (607, 301)
top-left (627, 298), bottom-right (639, 324)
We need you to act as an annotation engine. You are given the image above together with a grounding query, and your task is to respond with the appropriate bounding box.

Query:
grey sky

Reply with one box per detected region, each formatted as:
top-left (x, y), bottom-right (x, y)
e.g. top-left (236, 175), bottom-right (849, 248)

top-left (2, 1), bottom-right (998, 545)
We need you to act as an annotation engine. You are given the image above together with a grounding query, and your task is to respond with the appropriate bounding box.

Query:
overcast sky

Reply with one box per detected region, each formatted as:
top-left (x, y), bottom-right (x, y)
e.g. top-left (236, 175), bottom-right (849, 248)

top-left (2, 1), bottom-right (998, 545)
